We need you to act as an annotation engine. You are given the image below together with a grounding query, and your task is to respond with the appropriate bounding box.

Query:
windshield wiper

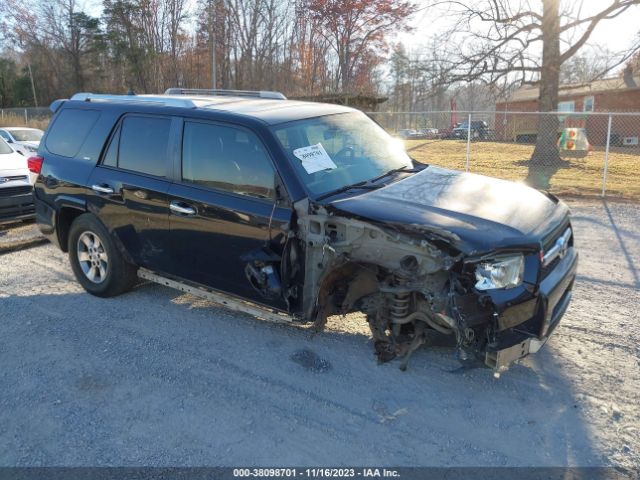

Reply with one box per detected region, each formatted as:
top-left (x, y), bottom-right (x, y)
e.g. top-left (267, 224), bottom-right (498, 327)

top-left (316, 180), bottom-right (382, 201)
top-left (315, 165), bottom-right (422, 201)
top-left (368, 165), bottom-right (420, 183)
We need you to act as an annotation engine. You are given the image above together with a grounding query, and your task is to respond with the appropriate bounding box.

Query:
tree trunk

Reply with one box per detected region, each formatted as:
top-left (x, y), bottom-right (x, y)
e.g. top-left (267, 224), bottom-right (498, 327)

top-left (531, 0), bottom-right (562, 166)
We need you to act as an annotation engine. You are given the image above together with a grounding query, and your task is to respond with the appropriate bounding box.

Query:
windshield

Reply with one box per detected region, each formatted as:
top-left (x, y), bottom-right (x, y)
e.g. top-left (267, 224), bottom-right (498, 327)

top-left (0, 137), bottom-right (13, 154)
top-left (272, 112), bottom-right (412, 197)
top-left (10, 129), bottom-right (43, 142)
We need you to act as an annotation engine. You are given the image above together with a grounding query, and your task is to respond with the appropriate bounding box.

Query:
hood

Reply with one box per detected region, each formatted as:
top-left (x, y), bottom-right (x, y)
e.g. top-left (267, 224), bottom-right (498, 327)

top-left (328, 166), bottom-right (569, 253)
top-left (0, 151), bottom-right (29, 173)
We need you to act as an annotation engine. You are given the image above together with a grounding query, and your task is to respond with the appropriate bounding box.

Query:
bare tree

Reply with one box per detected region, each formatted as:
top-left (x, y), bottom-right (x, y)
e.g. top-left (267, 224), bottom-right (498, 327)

top-left (426, 0), bottom-right (640, 164)
top-left (308, 0), bottom-right (417, 92)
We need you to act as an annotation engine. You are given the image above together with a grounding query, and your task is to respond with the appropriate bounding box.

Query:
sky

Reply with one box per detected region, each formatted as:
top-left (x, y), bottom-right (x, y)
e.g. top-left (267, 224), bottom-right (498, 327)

top-left (83, 0), bottom-right (639, 75)
top-left (401, 1), bottom-right (640, 67)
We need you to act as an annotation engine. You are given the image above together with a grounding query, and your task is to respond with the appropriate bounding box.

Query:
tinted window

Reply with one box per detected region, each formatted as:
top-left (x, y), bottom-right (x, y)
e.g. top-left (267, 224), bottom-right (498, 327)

top-left (118, 116), bottom-right (170, 177)
top-left (182, 122), bottom-right (275, 199)
top-left (46, 108), bottom-right (101, 157)
top-left (0, 130), bottom-right (11, 141)
top-left (102, 126), bottom-right (120, 168)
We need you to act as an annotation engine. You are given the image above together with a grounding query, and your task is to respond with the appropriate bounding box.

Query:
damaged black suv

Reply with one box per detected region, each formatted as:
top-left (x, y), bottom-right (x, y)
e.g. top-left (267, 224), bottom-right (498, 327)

top-left (33, 89), bottom-right (577, 374)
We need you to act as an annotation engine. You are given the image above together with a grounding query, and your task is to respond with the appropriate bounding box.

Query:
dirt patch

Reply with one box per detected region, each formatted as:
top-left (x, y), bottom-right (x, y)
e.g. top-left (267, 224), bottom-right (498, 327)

top-left (0, 221), bottom-right (47, 254)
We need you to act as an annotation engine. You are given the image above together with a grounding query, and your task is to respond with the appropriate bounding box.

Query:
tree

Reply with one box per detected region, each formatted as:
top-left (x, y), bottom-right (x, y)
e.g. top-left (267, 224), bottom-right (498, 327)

top-left (425, 0), bottom-right (640, 164)
top-left (308, 0), bottom-right (417, 92)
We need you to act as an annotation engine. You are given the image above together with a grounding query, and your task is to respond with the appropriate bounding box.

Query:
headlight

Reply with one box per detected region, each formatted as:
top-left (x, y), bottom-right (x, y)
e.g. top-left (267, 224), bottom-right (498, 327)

top-left (474, 254), bottom-right (524, 290)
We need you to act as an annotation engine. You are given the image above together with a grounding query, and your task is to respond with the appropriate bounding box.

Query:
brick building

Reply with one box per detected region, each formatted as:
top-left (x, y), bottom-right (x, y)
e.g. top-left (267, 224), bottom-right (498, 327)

top-left (494, 75), bottom-right (640, 145)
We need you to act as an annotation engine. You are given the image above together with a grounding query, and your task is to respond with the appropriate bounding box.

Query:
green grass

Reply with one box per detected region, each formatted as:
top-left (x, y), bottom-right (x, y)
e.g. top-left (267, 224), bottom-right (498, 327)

top-left (405, 139), bottom-right (640, 200)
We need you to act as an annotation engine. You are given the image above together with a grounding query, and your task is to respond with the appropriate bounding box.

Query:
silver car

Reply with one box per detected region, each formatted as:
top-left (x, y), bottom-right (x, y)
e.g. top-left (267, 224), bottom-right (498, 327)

top-left (0, 127), bottom-right (44, 156)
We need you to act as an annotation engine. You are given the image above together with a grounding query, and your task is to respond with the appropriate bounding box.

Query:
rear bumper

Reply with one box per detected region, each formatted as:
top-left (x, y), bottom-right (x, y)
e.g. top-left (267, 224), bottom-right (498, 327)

top-left (485, 247), bottom-right (578, 371)
top-left (0, 191), bottom-right (35, 224)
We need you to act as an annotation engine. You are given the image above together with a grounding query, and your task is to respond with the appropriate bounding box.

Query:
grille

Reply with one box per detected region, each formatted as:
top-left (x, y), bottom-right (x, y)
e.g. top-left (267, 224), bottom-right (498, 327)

top-left (0, 185), bottom-right (32, 197)
top-left (542, 218), bottom-right (570, 253)
top-left (540, 220), bottom-right (572, 280)
top-left (1, 175), bottom-right (28, 182)
top-left (540, 256), bottom-right (561, 279)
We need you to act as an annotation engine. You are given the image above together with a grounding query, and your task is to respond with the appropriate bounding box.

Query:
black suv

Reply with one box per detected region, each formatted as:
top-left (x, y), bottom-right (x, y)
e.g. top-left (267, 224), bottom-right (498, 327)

top-left (33, 89), bottom-right (577, 374)
top-left (451, 120), bottom-right (492, 140)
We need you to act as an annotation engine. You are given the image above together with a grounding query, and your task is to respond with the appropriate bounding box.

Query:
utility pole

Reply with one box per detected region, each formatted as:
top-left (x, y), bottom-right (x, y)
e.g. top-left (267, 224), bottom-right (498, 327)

top-left (210, 0), bottom-right (217, 89)
top-left (27, 63), bottom-right (38, 108)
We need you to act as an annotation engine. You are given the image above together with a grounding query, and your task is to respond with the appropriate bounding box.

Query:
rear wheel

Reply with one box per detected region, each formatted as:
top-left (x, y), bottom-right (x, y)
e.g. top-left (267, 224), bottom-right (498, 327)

top-left (68, 213), bottom-right (137, 297)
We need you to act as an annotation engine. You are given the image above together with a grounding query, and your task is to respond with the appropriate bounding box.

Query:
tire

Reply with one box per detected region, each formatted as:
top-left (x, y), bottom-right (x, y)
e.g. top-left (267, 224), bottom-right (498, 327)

top-left (68, 213), bottom-right (137, 297)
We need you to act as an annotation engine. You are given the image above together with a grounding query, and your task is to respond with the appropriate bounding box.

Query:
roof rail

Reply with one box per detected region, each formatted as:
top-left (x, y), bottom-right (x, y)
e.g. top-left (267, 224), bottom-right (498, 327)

top-left (70, 92), bottom-right (198, 108)
top-left (164, 88), bottom-right (287, 100)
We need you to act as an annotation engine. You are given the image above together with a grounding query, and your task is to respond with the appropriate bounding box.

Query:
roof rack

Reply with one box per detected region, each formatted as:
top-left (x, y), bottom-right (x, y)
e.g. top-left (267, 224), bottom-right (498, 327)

top-left (70, 92), bottom-right (198, 108)
top-left (164, 88), bottom-right (287, 100)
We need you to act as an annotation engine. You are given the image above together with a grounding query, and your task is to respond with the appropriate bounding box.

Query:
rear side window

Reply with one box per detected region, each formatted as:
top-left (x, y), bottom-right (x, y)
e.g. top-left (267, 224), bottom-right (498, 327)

top-left (103, 116), bottom-right (171, 177)
top-left (182, 122), bottom-right (275, 200)
top-left (46, 108), bottom-right (100, 157)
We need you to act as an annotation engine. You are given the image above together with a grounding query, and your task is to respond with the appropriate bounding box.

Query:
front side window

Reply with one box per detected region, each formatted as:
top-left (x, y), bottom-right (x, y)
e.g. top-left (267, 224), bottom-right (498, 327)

top-left (272, 111), bottom-right (412, 197)
top-left (182, 121), bottom-right (275, 200)
top-left (117, 116), bottom-right (171, 177)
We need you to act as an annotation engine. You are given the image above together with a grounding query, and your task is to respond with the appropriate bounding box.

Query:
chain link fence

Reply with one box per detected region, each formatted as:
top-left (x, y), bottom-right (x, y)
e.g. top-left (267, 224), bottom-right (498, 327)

top-left (1, 106), bottom-right (638, 199)
top-left (368, 110), bottom-right (640, 200)
top-left (0, 107), bottom-right (51, 130)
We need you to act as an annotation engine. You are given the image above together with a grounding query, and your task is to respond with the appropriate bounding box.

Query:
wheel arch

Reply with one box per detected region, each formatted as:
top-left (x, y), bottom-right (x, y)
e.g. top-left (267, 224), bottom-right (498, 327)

top-left (56, 206), bottom-right (86, 252)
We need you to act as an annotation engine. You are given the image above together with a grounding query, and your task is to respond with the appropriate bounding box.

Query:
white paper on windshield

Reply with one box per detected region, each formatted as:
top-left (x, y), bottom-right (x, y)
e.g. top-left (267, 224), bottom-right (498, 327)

top-left (293, 143), bottom-right (337, 174)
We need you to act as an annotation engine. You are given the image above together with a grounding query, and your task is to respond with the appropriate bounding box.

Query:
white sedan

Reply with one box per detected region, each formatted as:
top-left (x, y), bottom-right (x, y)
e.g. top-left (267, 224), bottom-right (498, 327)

top-left (0, 136), bottom-right (35, 223)
top-left (0, 127), bottom-right (43, 156)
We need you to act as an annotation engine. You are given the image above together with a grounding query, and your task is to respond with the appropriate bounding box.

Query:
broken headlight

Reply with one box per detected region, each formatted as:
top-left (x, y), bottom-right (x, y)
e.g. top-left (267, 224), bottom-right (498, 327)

top-left (474, 254), bottom-right (524, 290)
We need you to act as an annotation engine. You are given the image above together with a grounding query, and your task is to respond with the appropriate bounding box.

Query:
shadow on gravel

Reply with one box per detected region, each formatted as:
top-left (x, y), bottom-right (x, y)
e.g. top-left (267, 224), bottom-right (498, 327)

top-left (0, 282), bottom-right (606, 466)
top-left (602, 201), bottom-right (639, 288)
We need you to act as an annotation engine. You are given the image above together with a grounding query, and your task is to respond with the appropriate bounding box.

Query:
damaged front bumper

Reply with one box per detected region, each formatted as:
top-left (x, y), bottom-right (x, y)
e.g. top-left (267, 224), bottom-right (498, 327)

top-left (484, 246), bottom-right (578, 373)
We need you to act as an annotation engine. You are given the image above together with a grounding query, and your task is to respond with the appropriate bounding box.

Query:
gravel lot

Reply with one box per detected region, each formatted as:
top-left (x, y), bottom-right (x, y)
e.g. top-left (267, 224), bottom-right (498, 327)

top-left (0, 220), bottom-right (44, 253)
top-left (0, 198), bottom-right (638, 469)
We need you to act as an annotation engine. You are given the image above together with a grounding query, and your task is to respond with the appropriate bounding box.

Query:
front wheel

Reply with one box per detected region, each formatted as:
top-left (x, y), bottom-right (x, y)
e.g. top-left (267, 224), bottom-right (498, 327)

top-left (68, 213), bottom-right (137, 297)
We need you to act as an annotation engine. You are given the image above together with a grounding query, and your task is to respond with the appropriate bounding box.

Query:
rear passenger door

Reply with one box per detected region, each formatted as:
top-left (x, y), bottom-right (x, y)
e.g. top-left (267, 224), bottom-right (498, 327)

top-left (87, 114), bottom-right (178, 273)
top-left (167, 119), bottom-right (291, 308)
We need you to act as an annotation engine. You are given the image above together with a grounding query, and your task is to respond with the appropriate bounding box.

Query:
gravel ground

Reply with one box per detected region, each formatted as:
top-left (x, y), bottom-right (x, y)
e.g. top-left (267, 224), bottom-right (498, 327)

top-left (0, 220), bottom-right (46, 253)
top-left (0, 198), bottom-right (638, 469)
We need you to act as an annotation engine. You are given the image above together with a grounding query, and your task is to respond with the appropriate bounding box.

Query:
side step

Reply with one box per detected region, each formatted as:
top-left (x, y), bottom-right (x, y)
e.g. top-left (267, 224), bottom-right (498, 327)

top-left (137, 268), bottom-right (294, 325)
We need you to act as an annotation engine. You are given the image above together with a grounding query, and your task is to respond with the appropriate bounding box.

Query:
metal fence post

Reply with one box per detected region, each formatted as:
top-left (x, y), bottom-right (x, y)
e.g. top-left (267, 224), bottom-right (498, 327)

top-left (465, 113), bottom-right (472, 172)
top-left (24, 109), bottom-right (28, 125)
top-left (602, 114), bottom-right (612, 197)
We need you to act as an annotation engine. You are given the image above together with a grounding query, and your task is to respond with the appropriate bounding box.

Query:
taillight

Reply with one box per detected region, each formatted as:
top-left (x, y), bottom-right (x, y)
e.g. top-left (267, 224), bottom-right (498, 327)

top-left (27, 155), bottom-right (44, 174)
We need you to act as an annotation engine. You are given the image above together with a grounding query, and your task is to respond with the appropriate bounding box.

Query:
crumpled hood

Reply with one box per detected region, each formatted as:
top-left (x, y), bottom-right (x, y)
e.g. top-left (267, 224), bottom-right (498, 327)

top-left (328, 166), bottom-right (569, 253)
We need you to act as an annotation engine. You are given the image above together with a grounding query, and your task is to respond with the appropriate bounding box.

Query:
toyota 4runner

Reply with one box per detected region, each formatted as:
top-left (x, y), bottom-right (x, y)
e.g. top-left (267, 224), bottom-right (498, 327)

top-left (32, 89), bottom-right (578, 374)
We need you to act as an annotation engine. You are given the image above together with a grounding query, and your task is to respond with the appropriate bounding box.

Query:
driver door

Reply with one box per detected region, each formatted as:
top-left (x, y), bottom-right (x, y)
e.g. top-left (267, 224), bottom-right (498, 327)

top-left (166, 119), bottom-right (291, 309)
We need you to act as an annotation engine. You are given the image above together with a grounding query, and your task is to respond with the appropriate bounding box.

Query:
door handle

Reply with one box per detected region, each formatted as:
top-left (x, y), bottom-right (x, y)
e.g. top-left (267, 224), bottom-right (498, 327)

top-left (91, 184), bottom-right (114, 194)
top-left (170, 201), bottom-right (196, 216)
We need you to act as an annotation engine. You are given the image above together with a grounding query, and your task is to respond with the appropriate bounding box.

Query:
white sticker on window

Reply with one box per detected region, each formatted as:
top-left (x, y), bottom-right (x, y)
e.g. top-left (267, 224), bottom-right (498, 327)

top-left (293, 143), bottom-right (337, 174)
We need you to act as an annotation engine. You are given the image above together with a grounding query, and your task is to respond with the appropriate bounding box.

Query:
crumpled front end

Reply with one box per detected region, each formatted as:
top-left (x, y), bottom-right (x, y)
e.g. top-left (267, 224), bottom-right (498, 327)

top-left (293, 200), bottom-right (578, 375)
